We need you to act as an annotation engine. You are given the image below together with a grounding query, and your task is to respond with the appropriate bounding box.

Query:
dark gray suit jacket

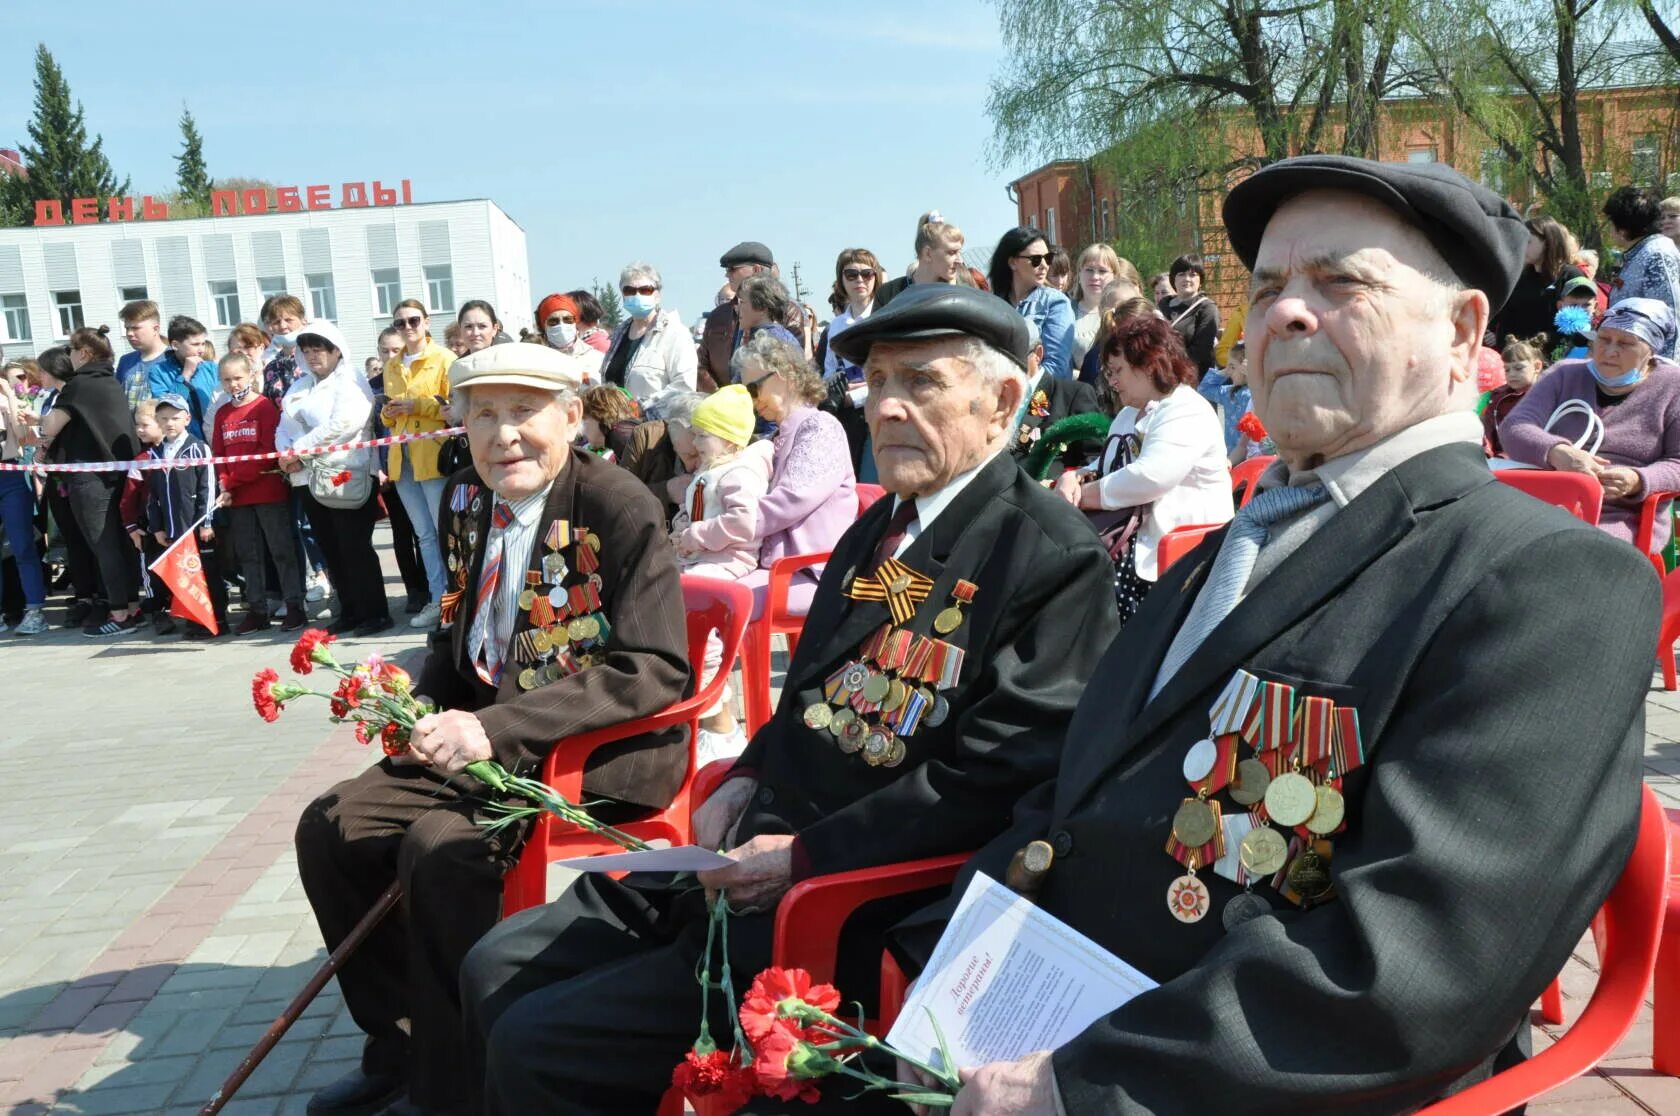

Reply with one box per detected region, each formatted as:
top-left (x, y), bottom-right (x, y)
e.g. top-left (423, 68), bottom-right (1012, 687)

top-left (894, 441), bottom-right (1657, 1114)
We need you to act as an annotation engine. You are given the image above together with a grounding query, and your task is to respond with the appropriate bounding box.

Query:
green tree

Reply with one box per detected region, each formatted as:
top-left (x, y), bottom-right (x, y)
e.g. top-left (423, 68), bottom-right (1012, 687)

top-left (174, 106), bottom-right (213, 216)
top-left (592, 278), bottom-right (625, 331)
top-left (0, 43), bottom-right (129, 226)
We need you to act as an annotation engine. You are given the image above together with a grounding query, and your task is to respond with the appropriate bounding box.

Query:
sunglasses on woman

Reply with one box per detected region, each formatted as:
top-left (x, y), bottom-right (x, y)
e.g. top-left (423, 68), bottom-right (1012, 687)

top-left (842, 268), bottom-right (876, 282)
top-left (622, 284), bottom-right (658, 296)
top-left (394, 315), bottom-right (424, 328)
top-left (1014, 253), bottom-right (1052, 267)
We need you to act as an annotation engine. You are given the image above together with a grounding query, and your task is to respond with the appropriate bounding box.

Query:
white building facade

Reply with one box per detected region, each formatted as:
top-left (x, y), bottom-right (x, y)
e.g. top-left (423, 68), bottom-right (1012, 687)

top-left (0, 198), bottom-right (531, 366)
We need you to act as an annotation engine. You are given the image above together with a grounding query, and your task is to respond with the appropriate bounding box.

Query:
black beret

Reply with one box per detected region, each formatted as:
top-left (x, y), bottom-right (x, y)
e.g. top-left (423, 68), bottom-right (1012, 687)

top-left (719, 241), bottom-right (774, 268)
top-left (1222, 155), bottom-right (1530, 313)
top-left (830, 282), bottom-right (1031, 369)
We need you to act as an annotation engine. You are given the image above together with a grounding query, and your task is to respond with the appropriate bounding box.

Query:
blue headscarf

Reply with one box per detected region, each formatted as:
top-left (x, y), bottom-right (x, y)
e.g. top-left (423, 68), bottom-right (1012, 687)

top-left (1599, 297), bottom-right (1677, 357)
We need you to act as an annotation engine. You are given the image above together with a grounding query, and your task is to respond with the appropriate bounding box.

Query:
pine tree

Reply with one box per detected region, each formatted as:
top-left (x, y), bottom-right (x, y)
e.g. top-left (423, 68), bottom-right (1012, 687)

top-left (0, 44), bottom-right (130, 226)
top-left (592, 278), bottom-right (625, 330)
top-left (175, 106), bottom-right (212, 215)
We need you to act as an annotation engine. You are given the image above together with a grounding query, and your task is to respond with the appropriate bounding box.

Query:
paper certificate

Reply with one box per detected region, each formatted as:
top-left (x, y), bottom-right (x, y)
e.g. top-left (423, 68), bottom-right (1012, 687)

top-left (549, 846), bottom-right (736, 873)
top-left (884, 872), bottom-right (1158, 1072)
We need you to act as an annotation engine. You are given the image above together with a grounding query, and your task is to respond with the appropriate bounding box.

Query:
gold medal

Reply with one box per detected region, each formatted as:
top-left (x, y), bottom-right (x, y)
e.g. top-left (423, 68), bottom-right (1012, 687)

top-left (1171, 798), bottom-right (1218, 849)
top-left (517, 589), bottom-right (536, 610)
top-left (802, 703), bottom-right (833, 731)
top-left (883, 679), bottom-right (908, 713)
top-left (933, 607), bottom-right (963, 635)
top-left (888, 572), bottom-right (911, 595)
top-left (829, 707), bottom-right (857, 738)
top-left (532, 628), bottom-right (552, 654)
top-left (1166, 871), bottom-right (1210, 923)
top-left (1264, 771), bottom-right (1317, 827)
top-left (1287, 847), bottom-right (1333, 900)
top-left (837, 719), bottom-right (867, 753)
top-left (1238, 826), bottom-right (1288, 876)
top-left (567, 618), bottom-right (591, 642)
top-left (883, 737), bottom-right (907, 767)
top-left (1228, 758), bottom-right (1271, 806)
top-left (517, 668), bottom-right (537, 691)
top-left (861, 672), bottom-right (891, 704)
top-left (862, 727), bottom-right (896, 766)
top-left (1306, 785), bottom-right (1346, 835)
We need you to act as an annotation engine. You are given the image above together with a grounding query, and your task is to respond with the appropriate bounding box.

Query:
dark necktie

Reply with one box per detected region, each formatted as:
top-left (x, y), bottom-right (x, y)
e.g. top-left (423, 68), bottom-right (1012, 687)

top-left (869, 497), bottom-right (919, 575)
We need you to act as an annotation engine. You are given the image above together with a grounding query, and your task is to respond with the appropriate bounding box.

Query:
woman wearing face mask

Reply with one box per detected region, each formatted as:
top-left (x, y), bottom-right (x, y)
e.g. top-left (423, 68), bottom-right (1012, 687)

top-left (1501, 298), bottom-right (1680, 546)
top-left (535, 293), bottom-right (605, 380)
top-left (596, 262), bottom-right (698, 418)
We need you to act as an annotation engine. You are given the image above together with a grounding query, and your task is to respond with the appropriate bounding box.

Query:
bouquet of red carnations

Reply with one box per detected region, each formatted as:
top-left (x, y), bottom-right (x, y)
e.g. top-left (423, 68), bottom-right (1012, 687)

top-left (252, 629), bottom-right (646, 848)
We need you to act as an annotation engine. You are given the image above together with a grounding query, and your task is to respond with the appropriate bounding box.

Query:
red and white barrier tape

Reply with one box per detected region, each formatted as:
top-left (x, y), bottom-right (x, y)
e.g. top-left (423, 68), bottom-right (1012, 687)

top-left (1, 426), bottom-right (464, 473)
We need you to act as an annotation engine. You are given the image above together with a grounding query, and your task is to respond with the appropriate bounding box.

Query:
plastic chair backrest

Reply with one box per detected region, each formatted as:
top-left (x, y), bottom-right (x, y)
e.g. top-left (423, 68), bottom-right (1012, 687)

top-left (1230, 455), bottom-right (1275, 509)
top-left (857, 483), bottom-right (886, 513)
top-left (1494, 470), bottom-right (1604, 526)
top-left (1157, 523), bottom-right (1223, 573)
top-left (1417, 785), bottom-right (1669, 1114)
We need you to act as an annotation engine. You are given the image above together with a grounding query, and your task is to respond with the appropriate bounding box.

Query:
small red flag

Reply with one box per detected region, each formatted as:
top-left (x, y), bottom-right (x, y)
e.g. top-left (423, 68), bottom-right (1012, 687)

top-left (148, 530), bottom-right (220, 635)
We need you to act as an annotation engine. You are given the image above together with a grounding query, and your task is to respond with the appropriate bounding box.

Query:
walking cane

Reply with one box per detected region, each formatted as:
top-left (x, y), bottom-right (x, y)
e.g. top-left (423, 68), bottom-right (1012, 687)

top-left (199, 882), bottom-right (402, 1116)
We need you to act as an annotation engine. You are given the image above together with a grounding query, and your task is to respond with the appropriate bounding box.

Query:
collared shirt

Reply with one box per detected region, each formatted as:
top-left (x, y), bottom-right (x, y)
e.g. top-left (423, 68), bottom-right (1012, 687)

top-left (889, 451), bottom-right (998, 558)
top-left (479, 483), bottom-right (554, 667)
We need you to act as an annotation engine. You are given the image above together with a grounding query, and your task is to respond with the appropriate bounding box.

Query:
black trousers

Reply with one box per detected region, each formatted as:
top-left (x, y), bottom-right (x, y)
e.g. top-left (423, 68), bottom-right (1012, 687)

top-left (62, 474), bottom-right (138, 609)
top-left (295, 760), bottom-right (529, 1111)
top-left (46, 481), bottom-right (98, 604)
top-left (300, 489), bottom-right (389, 626)
top-left (383, 479), bottom-right (429, 603)
top-left (227, 502), bottom-right (305, 611)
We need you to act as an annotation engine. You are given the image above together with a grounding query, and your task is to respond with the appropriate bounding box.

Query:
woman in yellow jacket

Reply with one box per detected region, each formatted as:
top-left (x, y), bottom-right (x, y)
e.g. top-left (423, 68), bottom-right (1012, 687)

top-left (382, 298), bottom-right (455, 629)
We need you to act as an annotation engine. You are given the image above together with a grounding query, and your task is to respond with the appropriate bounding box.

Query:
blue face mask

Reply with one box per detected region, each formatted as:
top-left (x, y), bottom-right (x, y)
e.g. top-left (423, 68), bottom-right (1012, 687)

top-left (271, 332), bottom-right (297, 348)
top-left (623, 294), bottom-right (659, 319)
top-left (1587, 358), bottom-right (1646, 389)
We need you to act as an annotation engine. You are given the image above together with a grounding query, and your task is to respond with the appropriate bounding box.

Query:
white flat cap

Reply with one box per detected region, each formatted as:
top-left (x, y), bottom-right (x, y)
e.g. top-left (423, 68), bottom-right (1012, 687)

top-left (449, 342), bottom-right (586, 393)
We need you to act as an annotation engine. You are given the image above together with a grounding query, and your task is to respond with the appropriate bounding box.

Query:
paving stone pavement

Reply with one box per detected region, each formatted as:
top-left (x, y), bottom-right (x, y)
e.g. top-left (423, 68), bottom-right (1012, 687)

top-left (3, 557), bottom-right (1680, 1112)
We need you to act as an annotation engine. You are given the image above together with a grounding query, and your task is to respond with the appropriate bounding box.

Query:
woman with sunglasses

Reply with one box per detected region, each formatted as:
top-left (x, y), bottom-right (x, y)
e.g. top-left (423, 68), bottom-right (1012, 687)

top-left (814, 248), bottom-right (883, 477)
top-left (597, 262), bottom-right (698, 419)
top-left (987, 225), bottom-right (1076, 380)
top-left (535, 293), bottom-right (605, 380)
top-left (379, 298), bottom-right (455, 630)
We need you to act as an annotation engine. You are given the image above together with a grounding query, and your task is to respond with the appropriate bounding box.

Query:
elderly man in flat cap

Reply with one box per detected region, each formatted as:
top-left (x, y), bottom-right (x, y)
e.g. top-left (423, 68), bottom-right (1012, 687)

top-left (699, 241), bottom-right (806, 390)
top-left (295, 344), bottom-right (691, 1116)
top-left (881, 156), bottom-right (1660, 1114)
top-left (457, 283), bottom-right (1120, 1113)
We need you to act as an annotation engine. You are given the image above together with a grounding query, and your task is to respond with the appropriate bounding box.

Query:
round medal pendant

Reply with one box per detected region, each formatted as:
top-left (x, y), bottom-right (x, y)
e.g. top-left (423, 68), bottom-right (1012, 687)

top-left (829, 707), bottom-right (857, 739)
top-left (517, 589), bottom-right (536, 611)
top-left (924, 693), bottom-right (950, 728)
top-left (567, 618), bottom-right (591, 643)
top-left (580, 616), bottom-right (601, 640)
top-left (1238, 825), bottom-right (1288, 876)
top-left (1228, 758), bottom-right (1272, 806)
top-left (888, 573), bottom-right (911, 595)
top-left (1221, 891), bottom-right (1272, 931)
top-left (802, 703), bottom-right (833, 732)
top-left (585, 533), bottom-right (601, 552)
top-left (1166, 873), bottom-right (1210, 923)
top-left (1181, 738), bottom-right (1218, 783)
top-left (544, 554), bottom-right (567, 581)
top-left (548, 586), bottom-right (567, 608)
top-left (544, 662), bottom-right (564, 683)
top-left (531, 629), bottom-right (552, 654)
top-left (1264, 771), bottom-right (1317, 827)
top-left (837, 720), bottom-right (867, 753)
top-left (1306, 785), bottom-right (1346, 835)
top-left (840, 664), bottom-right (870, 694)
top-left (447, 553), bottom-right (459, 573)
top-left (882, 680), bottom-right (908, 713)
top-left (883, 738), bottom-right (908, 767)
top-left (861, 673), bottom-right (891, 705)
top-left (1287, 848), bottom-right (1333, 900)
top-left (862, 728), bottom-right (894, 766)
top-left (517, 668), bottom-right (537, 691)
top-left (933, 607), bottom-right (963, 635)
top-left (1171, 799), bottom-right (1218, 849)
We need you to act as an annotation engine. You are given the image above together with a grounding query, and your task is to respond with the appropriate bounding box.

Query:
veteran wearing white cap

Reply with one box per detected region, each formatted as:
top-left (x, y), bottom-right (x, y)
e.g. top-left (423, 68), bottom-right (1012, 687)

top-left (294, 343), bottom-right (692, 1116)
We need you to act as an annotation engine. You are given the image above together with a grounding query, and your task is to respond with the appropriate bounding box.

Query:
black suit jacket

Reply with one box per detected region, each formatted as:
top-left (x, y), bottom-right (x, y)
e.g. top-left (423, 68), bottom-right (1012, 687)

top-left (894, 442), bottom-right (1657, 1114)
top-left (1009, 374), bottom-right (1102, 468)
top-left (416, 448), bottom-right (693, 809)
top-left (731, 450), bottom-right (1120, 879)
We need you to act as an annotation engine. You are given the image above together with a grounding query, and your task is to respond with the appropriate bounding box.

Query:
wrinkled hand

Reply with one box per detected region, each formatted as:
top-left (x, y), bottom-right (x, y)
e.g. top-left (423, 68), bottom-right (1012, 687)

top-left (952, 1051), bottom-right (1058, 1116)
top-left (697, 833), bottom-right (795, 911)
top-left (1547, 442), bottom-right (1607, 476)
top-left (1599, 465), bottom-right (1645, 500)
top-left (1053, 470), bottom-right (1083, 507)
top-left (409, 709), bottom-right (494, 773)
top-left (691, 777), bottom-right (756, 851)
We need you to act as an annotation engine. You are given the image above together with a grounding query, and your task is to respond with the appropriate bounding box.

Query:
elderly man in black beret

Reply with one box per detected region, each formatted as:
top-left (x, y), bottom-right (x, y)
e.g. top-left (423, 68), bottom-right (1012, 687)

top-left (882, 156), bottom-right (1659, 1114)
top-left (458, 283), bottom-right (1120, 1113)
top-left (698, 240), bottom-right (806, 390)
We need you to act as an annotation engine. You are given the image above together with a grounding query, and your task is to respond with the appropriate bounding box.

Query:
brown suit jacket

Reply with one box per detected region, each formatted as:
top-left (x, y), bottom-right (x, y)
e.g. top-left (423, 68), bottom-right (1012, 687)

top-left (697, 297), bottom-right (807, 392)
top-left (416, 448), bottom-right (693, 809)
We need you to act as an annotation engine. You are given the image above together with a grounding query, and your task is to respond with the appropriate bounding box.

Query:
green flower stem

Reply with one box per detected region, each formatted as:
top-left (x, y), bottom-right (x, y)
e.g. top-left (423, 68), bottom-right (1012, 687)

top-left (719, 893), bottom-right (752, 1058)
top-left (803, 1009), bottom-right (959, 1091)
top-left (692, 891), bottom-right (721, 1049)
top-left (828, 1061), bottom-right (955, 1106)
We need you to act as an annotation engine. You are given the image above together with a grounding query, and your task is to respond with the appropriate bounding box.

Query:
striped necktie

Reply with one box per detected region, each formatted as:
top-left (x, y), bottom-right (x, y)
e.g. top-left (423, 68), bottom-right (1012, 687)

top-left (1150, 483), bottom-right (1329, 698)
top-left (470, 501), bottom-right (516, 685)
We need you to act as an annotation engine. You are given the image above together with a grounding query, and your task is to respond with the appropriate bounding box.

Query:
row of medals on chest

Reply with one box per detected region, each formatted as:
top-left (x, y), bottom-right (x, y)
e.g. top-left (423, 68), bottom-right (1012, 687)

top-left (1165, 669), bottom-right (1367, 930)
top-left (802, 574), bottom-right (978, 769)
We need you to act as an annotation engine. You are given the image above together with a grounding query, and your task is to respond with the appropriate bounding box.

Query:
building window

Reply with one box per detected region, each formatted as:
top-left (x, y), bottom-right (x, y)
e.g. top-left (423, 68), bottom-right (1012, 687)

top-left (0, 294), bottom-right (29, 342)
top-left (1044, 207), bottom-right (1057, 246)
top-left (53, 290), bottom-right (84, 337)
top-left (424, 264), bottom-right (455, 314)
top-left (1479, 149), bottom-right (1507, 195)
top-left (1406, 146), bottom-right (1438, 164)
top-left (118, 285), bottom-right (148, 303)
top-left (258, 276), bottom-right (287, 301)
top-left (209, 280), bottom-right (241, 328)
top-left (306, 274), bottom-right (337, 322)
top-left (371, 268), bottom-right (400, 316)
top-left (1634, 134), bottom-right (1661, 187)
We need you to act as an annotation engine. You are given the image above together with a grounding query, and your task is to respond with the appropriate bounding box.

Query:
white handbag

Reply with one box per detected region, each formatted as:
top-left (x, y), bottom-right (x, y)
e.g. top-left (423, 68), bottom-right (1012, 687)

top-left (1541, 398), bottom-right (1605, 455)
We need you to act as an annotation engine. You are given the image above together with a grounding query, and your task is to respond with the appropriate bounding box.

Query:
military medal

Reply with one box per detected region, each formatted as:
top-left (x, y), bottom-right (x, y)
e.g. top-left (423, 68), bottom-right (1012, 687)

top-left (860, 671), bottom-right (891, 705)
top-left (846, 557), bottom-right (935, 625)
top-left (1222, 891), bottom-right (1271, 931)
top-left (934, 580), bottom-right (977, 635)
top-left (1238, 825), bottom-right (1288, 876)
top-left (1181, 738), bottom-right (1218, 783)
top-left (1167, 864), bottom-right (1210, 923)
top-left (836, 718), bottom-right (866, 753)
top-left (1229, 758), bottom-right (1271, 806)
top-left (1306, 784), bottom-right (1346, 835)
top-left (924, 692), bottom-right (950, 728)
top-left (1172, 797), bottom-right (1219, 848)
top-left (803, 703), bottom-right (833, 731)
top-left (1264, 770), bottom-right (1316, 827)
top-left (1285, 845), bottom-right (1333, 901)
top-left (1029, 389), bottom-right (1050, 418)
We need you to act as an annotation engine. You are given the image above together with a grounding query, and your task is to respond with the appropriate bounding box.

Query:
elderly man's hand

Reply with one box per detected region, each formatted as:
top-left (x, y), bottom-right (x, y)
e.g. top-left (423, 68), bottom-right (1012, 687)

top-left (697, 833), bottom-right (795, 911)
top-left (952, 1051), bottom-right (1058, 1116)
top-left (691, 776), bottom-right (756, 851)
top-left (1546, 442), bottom-right (1607, 476)
top-left (1599, 465), bottom-right (1645, 500)
top-left (409, 709), bottom-right (494, 773)
top-left (1053, 470), bottom-right (1085, 507)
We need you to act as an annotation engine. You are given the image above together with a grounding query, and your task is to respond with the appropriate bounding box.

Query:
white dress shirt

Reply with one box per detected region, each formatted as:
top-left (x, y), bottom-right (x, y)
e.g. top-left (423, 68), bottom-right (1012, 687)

top-left (889, 452), bottom-right (997, 559)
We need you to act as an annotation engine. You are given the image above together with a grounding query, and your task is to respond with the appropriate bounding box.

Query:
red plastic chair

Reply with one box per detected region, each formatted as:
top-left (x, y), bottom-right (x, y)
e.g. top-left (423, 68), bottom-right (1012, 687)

top-left (1656, 569), bottom-right (1680, 692)
top-left (500, 576), bottom-right (754, 916)
top-left (1651, 806), bottom-right (1680, 1075)
top-left (740, 484), bottom-right (886, 737)
top-left (1156, 523), bottom-right (1224, 573)
top-left (1230, 454), bottom-right (1275, 509)
top-left (1493, 470), bottom-right (1604, 526)
top-left (1634, 489), bottom-right (1680, 580)
top-left (1418, 785), bottom-right (1669, 1113)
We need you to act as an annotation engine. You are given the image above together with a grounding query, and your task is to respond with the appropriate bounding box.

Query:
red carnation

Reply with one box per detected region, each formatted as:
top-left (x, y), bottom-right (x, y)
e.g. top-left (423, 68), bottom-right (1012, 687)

top-left (252, 668), bottom-right (283, 723)
top-left (381, 722), bottom-right (409, 757)
top-left (353, 721), bottom-right (372, 745)
top-left (329, 674), bottom-right (368, 718)
top-left (331, 470), bottom-right (352, 486)
top-left (740, 967), bottom-right (841, 1044)
top-left (1237, 411), bottom-right (1267, 441)
top-left (671, 1049), bottom-right (758, 1113)
top-left (750, 1028), bottom-right (826, 1103)
top-left (289, 628), bottom-right (337, 675)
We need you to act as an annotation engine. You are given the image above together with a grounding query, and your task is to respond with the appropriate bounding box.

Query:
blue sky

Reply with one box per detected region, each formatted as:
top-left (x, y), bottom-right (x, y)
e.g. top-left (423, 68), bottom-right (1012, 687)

top-left (1, 1), bottom-right (1033, 326)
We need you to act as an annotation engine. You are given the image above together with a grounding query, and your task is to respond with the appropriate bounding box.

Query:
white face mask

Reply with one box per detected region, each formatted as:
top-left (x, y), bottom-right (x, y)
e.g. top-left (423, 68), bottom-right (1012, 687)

top-left (546, 323), bottom-right (577, 348)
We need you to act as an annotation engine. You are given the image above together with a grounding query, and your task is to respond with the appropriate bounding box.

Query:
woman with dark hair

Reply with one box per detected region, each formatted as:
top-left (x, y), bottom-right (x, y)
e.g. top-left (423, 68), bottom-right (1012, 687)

top-left (1489, 217), bottom-right (1584, 347)
top-left (456, 300), bottom-right (508, 356)
top-left (817, 248), bottom-right (882, 473)
top-left (565, 289), bottom-right (613, 354)
top-left (38, 343), bottom-right (143, 634)
top-left (1158, 252), bottom-right (1221, 374)
top-left (988, 226), bottom-right (1076, 379)
top-left (1604, 186), bottom-right (1680, 353)
top-left (1055, 317), bottom-right (1232, 623)
top-left (1047, 245), bottom-right (1074, 295)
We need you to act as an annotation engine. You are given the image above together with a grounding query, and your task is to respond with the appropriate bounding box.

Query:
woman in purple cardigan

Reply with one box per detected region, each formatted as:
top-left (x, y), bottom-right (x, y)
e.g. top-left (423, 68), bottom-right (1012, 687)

top-left (1501, 298), bottom-right (1680, 546)
top-left (729, 332), bottom-right (857, 616)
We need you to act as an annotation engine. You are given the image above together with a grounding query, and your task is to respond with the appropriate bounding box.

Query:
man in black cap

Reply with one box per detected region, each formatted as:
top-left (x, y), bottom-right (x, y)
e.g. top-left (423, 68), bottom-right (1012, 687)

top-left (884, 156), bottom-right (1658, 1113)
top-left (698, 240), bottom-right (806, 391)
top-left (458, 282), bottom-right (1121, 1113)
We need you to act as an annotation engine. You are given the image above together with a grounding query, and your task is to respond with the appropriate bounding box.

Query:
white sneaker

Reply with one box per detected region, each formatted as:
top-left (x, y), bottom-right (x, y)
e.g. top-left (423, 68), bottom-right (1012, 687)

top-left (696, 727), bottom-right (748, 765)
top-left (14, 609), bottom-right (47, 636)
top-left (409, 602), bottom-right (441, 629)
top-left (306, 573), bottom-right (330, 603)
top-left (0, 616), bottom-right (11, 635)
